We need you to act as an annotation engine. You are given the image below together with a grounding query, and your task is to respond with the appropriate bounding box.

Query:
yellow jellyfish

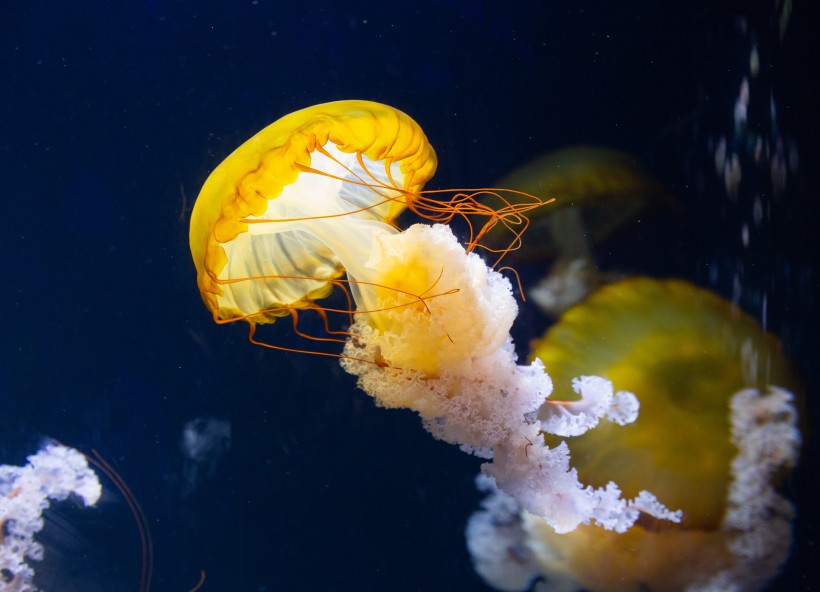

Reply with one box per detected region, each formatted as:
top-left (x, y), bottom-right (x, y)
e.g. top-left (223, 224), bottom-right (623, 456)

top-left (190, 100), bottom-right (545, 357)
top-left (189, 100), bottom-right (436, 338)
top-left (190, 101), bottom-right (683, 534)
top-left (467, 277), bottom-right (801, 592)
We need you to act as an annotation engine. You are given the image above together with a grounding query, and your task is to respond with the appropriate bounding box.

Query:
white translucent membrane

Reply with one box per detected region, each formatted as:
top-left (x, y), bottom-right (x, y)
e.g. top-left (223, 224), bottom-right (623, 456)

top-left (217, 144), bottom-right (404, 317)
top-left (341, 223), bottom-right (680, 534)
top-left (465, 386), bottom-right (800, 592)
top-left (1, 443), bottom-right (101, 592)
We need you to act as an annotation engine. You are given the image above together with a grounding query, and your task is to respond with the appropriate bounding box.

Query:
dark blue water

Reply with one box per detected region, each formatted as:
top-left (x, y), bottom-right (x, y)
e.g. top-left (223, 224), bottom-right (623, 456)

top-left (2, 1), bottom-right (817, 590)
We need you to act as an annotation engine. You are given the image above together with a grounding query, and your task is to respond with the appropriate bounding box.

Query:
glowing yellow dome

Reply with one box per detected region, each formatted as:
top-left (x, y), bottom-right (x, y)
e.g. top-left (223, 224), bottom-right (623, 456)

top-left (189, 100), bottom-right (437, 324)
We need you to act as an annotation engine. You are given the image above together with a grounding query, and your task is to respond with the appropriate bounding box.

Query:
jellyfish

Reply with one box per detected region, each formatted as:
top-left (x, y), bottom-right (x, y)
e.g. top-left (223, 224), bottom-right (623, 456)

top-left (1, 443), bottom-right (101, 591)
top-left (483, 146), bottom-right (673, 316)
top-left (466, 277), bottom-right (801, 592)
top-left (179, 417), bottom-right (231, 498)
top-left (189, 100), bottom-right (681, 533)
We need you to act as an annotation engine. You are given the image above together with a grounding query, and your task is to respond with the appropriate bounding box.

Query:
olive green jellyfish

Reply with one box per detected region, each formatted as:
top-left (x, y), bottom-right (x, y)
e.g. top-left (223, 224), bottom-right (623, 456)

top-left (190, 101), bottom-right (682, 533)
top-left (467, 277), bottom-right (801, 592)
top-left (485, 147), bottom-right (672, 316)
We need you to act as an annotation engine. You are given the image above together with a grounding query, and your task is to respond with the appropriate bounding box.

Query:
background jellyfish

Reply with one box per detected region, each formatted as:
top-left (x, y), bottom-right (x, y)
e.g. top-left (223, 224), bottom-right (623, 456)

top-left (1, 443), bottom-right (101, 592)
top-left (482, 146), bottom-right (673, 317)
top-left (485, 147), bottom-right (671, 261)
top-left (466, 277), bottom-right (801, 592)
top-left (189, 100), bottom-right (682, 534)
top-left (179, 417), bottom-right (231, 498)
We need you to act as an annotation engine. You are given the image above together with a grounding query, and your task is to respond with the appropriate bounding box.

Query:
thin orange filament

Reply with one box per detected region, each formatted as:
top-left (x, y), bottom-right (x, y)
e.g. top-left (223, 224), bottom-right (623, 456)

top-left (214, 270), bottom-right (458, 367)
top-left (88, 450), bottom-right (154, 592)
top-left (188, 570), bottom-right (207, 592)
top-left (49, 440), bottom-right (156, 592)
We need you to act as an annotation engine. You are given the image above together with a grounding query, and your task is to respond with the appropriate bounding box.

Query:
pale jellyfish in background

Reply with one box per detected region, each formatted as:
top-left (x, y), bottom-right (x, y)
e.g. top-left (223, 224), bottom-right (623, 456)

top-left (467, 278), bottom-right (801, 592)
top-left (189, 100), bottom-right (681, 533)
top-left (179, 417), bottom-right (231, 498)
top-left (1, 443), bottom-right (101, 591)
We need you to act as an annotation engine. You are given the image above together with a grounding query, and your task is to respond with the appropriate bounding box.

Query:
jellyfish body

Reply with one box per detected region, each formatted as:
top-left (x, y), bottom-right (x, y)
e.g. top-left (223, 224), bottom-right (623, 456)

top-left (1, 444), bottom-right (101, 590)
top-left (190, 101), bottom-right (681, 534)
top-left (483, 147), bottom-right (674, 317)
top-left (190, 100), bottom-right (437, 326)
top-left (484, 146), bottom-right (672, 262)
top-left (467, 277), bottom-right (801, 592)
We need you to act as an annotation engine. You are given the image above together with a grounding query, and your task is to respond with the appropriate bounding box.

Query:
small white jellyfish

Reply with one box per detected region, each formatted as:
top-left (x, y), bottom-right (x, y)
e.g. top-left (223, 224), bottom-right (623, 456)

top-left (179, 417), bottom-right (231, 497)
top-left (1, 443), bottom-right (101, 591)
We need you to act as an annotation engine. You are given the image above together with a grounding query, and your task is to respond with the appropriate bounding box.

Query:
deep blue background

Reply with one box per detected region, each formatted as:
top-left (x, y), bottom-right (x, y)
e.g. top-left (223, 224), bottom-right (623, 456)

top-left (2, 1), bottom-right (818, 590)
